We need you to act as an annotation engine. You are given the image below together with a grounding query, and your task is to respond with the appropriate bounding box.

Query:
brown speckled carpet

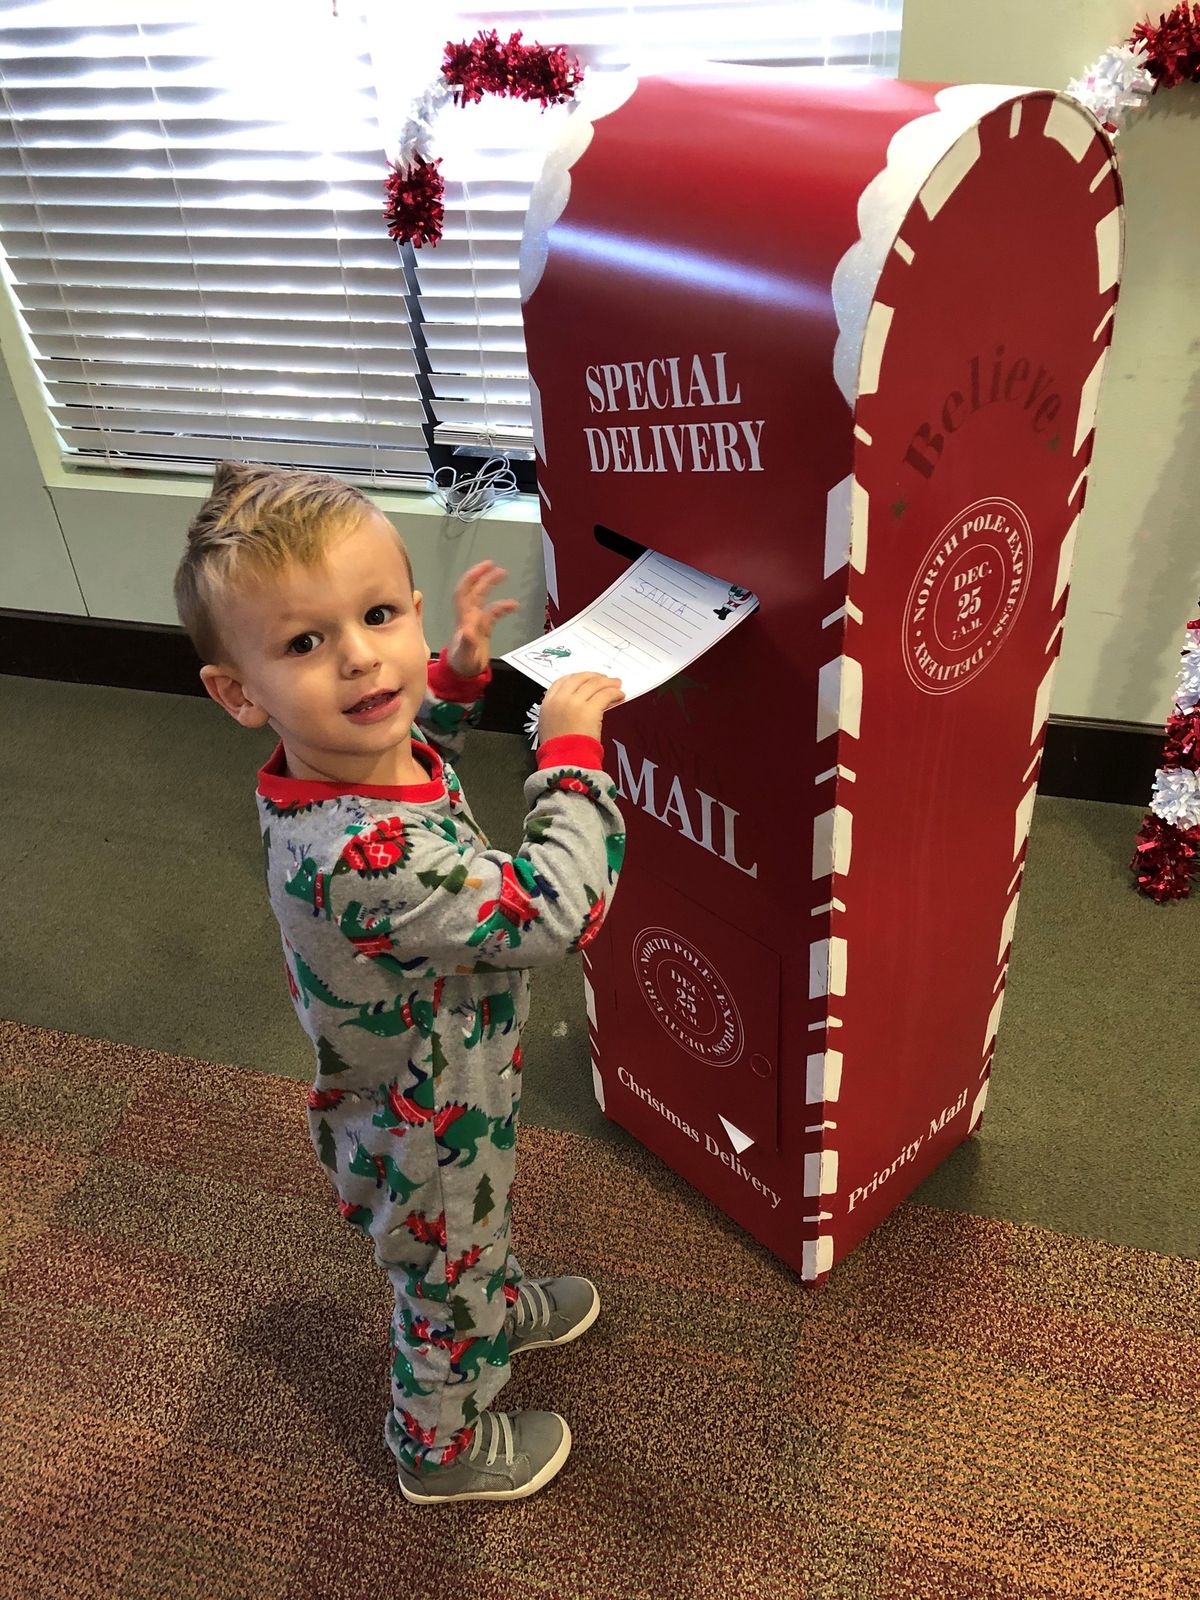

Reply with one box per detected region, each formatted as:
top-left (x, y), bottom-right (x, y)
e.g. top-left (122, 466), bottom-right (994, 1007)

top-left (2, 1019), bottom-right (1197, 1600)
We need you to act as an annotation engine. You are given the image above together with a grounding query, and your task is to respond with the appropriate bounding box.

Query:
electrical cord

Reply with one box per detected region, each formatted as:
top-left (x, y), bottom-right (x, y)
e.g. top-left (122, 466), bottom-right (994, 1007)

top-left (433, 455), bottom-right (519, 521)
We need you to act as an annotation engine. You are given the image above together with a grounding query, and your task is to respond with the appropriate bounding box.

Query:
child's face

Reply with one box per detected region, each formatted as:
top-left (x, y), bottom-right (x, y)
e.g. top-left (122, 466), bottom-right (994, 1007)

top-left (204, 510), bottom-right (430, 782)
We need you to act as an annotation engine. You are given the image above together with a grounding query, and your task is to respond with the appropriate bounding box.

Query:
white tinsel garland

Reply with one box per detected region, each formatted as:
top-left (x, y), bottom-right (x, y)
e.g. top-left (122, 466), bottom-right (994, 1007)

top-left (1175, 647), bottom-right (1200, 714)
top-left (524, 698), bottom-right (542, 748)
top-left (396, 78), bottom-right (453, 168)
top-left (1064, 42), bottom-right (1154, 133)
top-left (1151, 765), bottom-right (1200, 828)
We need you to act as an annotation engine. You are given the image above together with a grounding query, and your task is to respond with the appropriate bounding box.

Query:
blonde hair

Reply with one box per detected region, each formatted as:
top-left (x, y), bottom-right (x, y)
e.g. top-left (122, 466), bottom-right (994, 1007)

top-left (174, 461), bottom-right (413, 664)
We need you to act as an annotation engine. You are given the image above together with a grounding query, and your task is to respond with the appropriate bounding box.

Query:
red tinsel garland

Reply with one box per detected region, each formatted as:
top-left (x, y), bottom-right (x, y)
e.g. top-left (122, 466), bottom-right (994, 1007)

top-left (1160, 706), bottom-right (1200, 767)
top-left (442, 28), bottom-right (583, 108)
top-left (1131, 2), bottom-right (1200, 87)
top-left (383, 153), bottom-right (444, 247)
top-left (383, 31), bottom-right (583, 248)
top-left (1130, 813), bottom-right (1200, 902)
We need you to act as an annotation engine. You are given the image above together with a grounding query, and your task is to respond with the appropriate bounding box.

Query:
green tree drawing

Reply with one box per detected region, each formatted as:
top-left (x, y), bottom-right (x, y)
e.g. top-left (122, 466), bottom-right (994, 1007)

top-left (317, 1035), bottom-right (352, 1076)
top-left (472, 1172), bottom-right (495, 1226)
top-left (317, 1117), bottom-right (337, 1172)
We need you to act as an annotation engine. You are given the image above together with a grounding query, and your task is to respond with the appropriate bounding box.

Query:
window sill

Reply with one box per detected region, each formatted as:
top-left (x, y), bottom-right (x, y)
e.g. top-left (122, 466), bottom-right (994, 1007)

top-left (45, 459), bottom-right (545, 527)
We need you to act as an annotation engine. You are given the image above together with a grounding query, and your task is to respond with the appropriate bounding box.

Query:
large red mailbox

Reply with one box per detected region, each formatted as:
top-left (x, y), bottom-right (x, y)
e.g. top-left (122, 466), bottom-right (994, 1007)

top-left (517, 72), bottom-right (1123, 1281)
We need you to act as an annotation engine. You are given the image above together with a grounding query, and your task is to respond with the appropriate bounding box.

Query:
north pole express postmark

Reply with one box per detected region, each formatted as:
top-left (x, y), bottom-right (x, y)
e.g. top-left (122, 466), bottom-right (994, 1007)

top-left (902, 497), bottom-right (1032, 696)
top-left (632, 927), bottom-right (744, 1066)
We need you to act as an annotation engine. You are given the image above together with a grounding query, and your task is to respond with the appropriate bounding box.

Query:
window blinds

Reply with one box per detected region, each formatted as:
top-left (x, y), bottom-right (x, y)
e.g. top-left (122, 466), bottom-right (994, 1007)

top-left (0, 1), bottom-right (430, 484)
top-left (0, 2), bottom-right (902, 482)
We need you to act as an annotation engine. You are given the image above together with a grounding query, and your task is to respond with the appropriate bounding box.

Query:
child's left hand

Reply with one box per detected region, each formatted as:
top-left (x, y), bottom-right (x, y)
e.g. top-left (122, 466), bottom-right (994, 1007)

top-left (447, 561), bottom-right (519, 678)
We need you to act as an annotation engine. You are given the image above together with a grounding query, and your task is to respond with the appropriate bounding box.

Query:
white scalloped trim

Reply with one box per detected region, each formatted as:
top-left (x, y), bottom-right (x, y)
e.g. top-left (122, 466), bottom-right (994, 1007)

top-left (521, 77), bottom-right (1107, 405)
top-left (519, 67), bottom-right (640, 304)
top-left (831, 83), bottom-right (1046, 409)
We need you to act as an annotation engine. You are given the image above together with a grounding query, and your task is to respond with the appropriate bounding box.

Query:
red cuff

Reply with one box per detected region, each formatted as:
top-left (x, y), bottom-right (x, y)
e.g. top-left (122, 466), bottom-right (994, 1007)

top-left (427, 647), bottom-right (492, 704)
top-left (538, 735), bottom-right (605, 772)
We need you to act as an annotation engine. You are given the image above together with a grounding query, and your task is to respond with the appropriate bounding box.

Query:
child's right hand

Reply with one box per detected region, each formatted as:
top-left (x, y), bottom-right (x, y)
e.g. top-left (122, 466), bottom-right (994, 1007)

top-left (539, 672), bottom-right (626, 744)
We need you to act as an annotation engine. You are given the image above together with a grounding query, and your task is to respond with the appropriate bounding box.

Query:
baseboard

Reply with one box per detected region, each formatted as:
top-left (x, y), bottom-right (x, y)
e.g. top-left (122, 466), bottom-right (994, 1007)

top-left (1035, 715), bottom-right (1162, 807)
top-left (0, 608), bottom-right (1164, 806)
top-left (0, 606), bottom-right (534, 738)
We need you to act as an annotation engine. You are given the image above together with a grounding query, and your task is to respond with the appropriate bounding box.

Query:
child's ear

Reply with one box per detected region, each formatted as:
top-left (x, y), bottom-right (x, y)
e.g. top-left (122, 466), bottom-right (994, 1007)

top-left (199, 663), bottom-right (271, 729)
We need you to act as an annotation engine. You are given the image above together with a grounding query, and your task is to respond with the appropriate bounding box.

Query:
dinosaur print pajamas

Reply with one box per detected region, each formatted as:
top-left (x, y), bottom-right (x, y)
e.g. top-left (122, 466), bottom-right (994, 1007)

top-left (255, 651), bottom-right (624, 1471)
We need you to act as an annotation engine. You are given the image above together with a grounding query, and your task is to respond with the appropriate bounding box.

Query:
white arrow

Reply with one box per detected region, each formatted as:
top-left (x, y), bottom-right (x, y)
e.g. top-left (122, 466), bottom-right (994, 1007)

top-left (718, 1115), bottom-right (754, 1155)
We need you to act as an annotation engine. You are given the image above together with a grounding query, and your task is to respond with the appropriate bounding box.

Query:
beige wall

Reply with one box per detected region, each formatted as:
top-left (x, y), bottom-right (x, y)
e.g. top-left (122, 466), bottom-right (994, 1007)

top-left (902, 0), bottom-right (1200, 724)
top-left (0, 356), bottom-right (83, 616)
top-left (3, 3), bottom-right (1197, 724)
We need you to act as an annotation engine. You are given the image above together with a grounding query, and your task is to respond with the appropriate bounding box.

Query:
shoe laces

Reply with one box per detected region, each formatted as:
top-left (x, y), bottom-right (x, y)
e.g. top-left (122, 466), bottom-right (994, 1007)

top-left (468, 1410), bottom-right (515, 1468)
top-left (513, 1280), bottom-right (552, 1332)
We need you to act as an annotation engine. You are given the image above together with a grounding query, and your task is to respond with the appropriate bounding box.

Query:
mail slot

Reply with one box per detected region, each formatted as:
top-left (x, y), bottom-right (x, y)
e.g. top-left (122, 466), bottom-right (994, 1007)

top-left (518, 70), bottom-right (1124, 1280)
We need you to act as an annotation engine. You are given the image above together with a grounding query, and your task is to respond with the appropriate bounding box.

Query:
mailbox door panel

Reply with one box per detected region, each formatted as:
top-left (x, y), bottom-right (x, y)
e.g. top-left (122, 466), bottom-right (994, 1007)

top-left (604, 870), bottom-right (781, 1153)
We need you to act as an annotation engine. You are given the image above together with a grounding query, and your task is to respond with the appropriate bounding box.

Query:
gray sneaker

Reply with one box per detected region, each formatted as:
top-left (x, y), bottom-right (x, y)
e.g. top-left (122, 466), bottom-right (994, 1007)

top-left (397, 1410), bottom-right (572, 1505)
top-left (508, 1276), bottom-right (600, 1356)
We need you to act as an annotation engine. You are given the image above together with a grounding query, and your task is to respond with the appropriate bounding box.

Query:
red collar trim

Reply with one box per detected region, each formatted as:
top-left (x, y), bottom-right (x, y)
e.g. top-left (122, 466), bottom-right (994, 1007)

top-left (256, 740), bottom-right (445, 805)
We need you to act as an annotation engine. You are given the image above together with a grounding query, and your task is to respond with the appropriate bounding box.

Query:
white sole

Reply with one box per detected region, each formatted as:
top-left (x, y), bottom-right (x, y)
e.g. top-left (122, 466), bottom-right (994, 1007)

top-left (398, 1416), bottom-right (572, 1505)
top-left (508, 1280), bottom-right (601, 1357)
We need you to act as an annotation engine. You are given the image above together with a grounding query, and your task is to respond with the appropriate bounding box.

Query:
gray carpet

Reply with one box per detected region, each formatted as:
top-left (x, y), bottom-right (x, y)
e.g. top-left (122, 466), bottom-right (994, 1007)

top-left (1, 673), bottom-right (1196, 1259)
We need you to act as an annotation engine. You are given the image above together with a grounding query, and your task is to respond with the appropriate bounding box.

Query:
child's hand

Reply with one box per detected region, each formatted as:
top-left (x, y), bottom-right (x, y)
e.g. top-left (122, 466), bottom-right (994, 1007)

top-left (447, 561), bottom-right (519, 678)
top-left (539, 673), bottom-right (625, 744)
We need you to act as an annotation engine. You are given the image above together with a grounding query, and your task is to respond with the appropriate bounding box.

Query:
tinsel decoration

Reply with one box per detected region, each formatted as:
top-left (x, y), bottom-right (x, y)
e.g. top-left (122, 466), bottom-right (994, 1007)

top-left (382, 31), bottom-right (583, 248)
top-left (1151, 766), bottom-right (1200, 827)
top-left (1131, 814), bottom-right (1200, 901)
top-left (1161, 707), bottom-right (1200, 766)
top-left (442, 29), bottom-right (583, 108)
top-left (396, 78), bottom-right (452, 171)
top-left (1066, 6), bottom-right (1200, 134)
top-left (1064, 42), bottom-right (1153, 132)
top-left (524, 699), bottom-right (542, 749)
top-left (1131, 612), bottom-right (1200, 900)
top-left (1176, 629), bottom-right (1200, 703)
top-left (383, 153), bottom-right (444, 247)
top-left (1130, 2), bottom-right (1200, 88)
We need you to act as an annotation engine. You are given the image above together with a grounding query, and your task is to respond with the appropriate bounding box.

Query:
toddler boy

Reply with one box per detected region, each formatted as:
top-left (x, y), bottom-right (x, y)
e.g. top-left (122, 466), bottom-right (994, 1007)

top-left (174, 461), bottom-right (625, 1503)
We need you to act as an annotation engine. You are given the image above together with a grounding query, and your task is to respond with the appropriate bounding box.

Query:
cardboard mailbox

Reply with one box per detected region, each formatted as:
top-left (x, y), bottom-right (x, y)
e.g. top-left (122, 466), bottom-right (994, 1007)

top-left (517, 72), bottom-right (1124, 1281)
